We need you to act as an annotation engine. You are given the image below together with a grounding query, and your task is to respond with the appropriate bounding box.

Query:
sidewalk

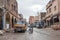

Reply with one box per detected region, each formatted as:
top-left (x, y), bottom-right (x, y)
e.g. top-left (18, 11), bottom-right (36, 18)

top-left (34, 28), bottom-right (60, 37)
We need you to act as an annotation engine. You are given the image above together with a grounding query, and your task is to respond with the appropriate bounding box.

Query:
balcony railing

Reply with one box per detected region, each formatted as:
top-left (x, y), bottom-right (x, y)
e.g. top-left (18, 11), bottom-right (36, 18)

top-left (46, 0), bottom-right (55, 10)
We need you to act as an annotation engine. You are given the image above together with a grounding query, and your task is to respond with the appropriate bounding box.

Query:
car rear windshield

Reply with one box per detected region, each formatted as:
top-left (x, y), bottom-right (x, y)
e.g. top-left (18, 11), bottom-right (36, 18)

top-left (17, 21), bottom-right (25, 24)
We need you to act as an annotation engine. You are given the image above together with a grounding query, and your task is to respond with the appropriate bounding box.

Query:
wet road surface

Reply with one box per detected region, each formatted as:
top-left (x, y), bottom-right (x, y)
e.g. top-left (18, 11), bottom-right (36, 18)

top-left (0, 28), bottom-right (60, 40)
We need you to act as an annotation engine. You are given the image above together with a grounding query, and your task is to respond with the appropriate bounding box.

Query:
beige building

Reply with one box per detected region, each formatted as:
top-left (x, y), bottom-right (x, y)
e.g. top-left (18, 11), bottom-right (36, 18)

top-left (34, 16), bottom-right (39, 23)
top-left (45, 0), bottom-right (60, 27)
top-left (0, 0), bottom-right (19, 30)
top-left (38, 12), bottom-right (46, 27)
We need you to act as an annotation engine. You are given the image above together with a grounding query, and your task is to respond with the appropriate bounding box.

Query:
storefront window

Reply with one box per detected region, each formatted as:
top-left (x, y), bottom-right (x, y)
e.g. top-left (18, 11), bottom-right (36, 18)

top-left (54, 16), bottom-right (59, 23)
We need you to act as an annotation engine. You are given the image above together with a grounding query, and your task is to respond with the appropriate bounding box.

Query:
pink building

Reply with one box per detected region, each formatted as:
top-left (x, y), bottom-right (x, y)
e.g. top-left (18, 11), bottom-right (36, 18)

top-left (45, 0), bottom-right (60, 29)
top-left (29, 16), bottom-right (34, 24)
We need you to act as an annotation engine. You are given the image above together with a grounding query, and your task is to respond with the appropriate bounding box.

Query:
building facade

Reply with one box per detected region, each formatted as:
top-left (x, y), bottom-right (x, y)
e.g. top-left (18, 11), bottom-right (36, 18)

top-left (39, 12), bottom-right (46, 27)
top-left (45, 0), bottom-right (60, 27)
top-left (34, 16), bottom-right (39, 23)
top-left (29, 16), bottom-right (34, 24)
top-left (0, 0), bottom-right (19, 30)
top-left (39, 12), bottom-right (46, 21)
top-left (19, 14), bottom-right (23, 21)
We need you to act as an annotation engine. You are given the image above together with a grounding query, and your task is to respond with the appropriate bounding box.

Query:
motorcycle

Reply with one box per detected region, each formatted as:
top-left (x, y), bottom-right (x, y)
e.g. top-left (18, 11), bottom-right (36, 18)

top-left (29, 27), bottom-right (33, 33)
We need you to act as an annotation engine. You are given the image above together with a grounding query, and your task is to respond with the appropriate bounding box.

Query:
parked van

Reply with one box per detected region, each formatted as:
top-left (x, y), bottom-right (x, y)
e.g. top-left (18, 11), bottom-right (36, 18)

top-left (13, 21), bottom-right (27, 32)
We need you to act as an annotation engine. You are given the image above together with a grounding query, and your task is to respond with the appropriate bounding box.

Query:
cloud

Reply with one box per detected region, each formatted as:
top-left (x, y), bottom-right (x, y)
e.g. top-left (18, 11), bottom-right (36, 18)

top-left (29, 5), bottom-right (44, 12)
top-left (16, 0), bottom-right (50, 20)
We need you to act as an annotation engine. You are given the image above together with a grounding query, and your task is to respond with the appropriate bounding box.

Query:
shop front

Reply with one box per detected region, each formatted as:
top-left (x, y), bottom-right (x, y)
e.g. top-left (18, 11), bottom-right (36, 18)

top-left (51, 13), bottom-right (60, 30)
top-left (52, 14), bottom-right (59, 25)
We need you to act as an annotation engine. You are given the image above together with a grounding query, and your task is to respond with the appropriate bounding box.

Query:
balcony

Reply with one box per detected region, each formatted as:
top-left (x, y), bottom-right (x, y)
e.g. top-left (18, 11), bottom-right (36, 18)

top-left (46, 13), bottom-right (52, 18)
top-left (46, 0), bottom-right (55, 10)
top-left (46, 0), bottom-right (52, 9)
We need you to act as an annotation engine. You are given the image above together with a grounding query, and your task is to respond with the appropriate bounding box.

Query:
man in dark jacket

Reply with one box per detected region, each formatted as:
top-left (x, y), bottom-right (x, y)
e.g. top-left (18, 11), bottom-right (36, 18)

top-left (29, 23), bottom-right (33, 33)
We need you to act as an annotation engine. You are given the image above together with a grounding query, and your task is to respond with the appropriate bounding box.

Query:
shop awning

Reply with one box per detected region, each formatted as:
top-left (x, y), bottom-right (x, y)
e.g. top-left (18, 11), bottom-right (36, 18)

top-left (52, 12), bottom-right (60, 18)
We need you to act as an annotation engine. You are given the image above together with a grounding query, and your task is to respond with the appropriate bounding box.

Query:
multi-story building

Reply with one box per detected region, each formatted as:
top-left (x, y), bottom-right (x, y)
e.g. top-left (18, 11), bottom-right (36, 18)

top-left (45, 0), bottom-right (60, 27)
top-left (0, 0), bottom-right (19, 30)
top-left (34, 16), bottom-right (39, 23)
top-left (39, 12), bottom-right (46, 27)
top-left (39, 12), bottom-right (46, 21)
top-left (19, 14), bottom-right (23, 21)
top-left (29, 16), bottom-right (34, 24)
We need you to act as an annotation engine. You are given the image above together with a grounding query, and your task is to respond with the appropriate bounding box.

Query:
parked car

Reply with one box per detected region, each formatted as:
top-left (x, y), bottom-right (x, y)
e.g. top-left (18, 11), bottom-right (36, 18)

top-left (13, 21), bottom-right (27, 32)
top-left (36, 23), bottom-right (42, 28)
top-left (33, 22), bottom-right (39, 27)
top-left (36, 21), bottom-right (44, 28)
top-left (36, 23), bottom-right (39, 28)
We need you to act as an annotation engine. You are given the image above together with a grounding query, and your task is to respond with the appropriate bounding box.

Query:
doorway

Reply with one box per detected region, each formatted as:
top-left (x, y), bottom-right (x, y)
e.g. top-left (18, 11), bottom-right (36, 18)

top-left (0, 16), bottom-right (3, 30)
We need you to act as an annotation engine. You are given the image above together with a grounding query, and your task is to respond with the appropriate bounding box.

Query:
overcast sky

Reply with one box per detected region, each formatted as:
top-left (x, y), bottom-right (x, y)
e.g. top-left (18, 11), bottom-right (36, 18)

top-left (17, 0), bottom-right (50, 21)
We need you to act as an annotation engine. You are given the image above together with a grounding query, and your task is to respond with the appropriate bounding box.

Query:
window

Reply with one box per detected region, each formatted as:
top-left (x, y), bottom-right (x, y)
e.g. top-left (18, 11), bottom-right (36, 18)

top-left (52, 0), bottom-right (55, 2)
top-left (14, 5), bottom-right (17, 13)
top-left (54, 6), bottom-right (56, 11)
top-left (49, 8), bottom-right (51, 13)
top-left (14, 5), bottom-right (15, 11)
top-left (12, 4), bottom-right (15, 11)
top-left (47, 10), bottom-right (49, 13)
top-left (7, 0), bottom-right (10, 5)
top-left (12, 4), bottom-right (14, 10)
top-left (12, 4), bottom-right (17, 13)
